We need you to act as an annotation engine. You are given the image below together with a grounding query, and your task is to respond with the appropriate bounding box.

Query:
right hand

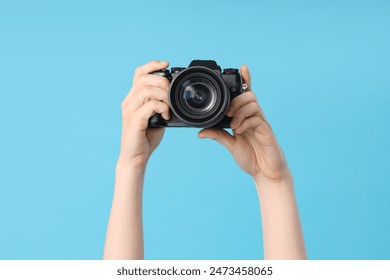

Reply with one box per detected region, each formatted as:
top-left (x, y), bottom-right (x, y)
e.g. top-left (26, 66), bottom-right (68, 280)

top-left (119, 60), bottom-right (171, 169)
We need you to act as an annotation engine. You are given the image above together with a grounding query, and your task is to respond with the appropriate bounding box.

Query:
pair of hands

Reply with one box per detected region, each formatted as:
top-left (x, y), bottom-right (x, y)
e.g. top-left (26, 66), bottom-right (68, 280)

top-left (119, 60), bottom-right (289, 186)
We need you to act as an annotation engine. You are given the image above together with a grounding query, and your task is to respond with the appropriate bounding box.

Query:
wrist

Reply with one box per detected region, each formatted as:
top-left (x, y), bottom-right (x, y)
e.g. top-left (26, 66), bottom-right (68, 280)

top-left (253, 168), bottom-right (294, 195)
top-left (115, 155), bottom-right (147, 196)
top-left (117, 153), bottom-right (148, 173)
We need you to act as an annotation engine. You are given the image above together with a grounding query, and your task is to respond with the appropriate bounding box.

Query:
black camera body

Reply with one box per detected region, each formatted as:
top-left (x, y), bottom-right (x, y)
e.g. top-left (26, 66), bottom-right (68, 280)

top-left (148, 60), bottom-right (245, 128)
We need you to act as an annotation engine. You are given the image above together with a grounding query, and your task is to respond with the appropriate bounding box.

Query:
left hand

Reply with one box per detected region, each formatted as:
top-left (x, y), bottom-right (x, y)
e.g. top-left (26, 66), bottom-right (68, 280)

top-left (198, 65), bottom-right (290, 186)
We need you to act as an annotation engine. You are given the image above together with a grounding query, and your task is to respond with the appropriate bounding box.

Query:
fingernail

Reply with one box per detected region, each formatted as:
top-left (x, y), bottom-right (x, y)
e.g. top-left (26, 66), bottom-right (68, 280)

top-left (231, 119), bottom-right (237, 128)
top-left (160, 60), bottom-right (168, 65)
top-left (226, 109), bottom-right (233, 117)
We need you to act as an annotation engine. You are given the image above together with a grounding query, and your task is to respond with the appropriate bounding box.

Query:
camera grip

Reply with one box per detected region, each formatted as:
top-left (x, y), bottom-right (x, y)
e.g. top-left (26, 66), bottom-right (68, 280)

top-left (148, 113), bottom-right (166, 128)
top-left (214, 116), bottom-right (232, 128)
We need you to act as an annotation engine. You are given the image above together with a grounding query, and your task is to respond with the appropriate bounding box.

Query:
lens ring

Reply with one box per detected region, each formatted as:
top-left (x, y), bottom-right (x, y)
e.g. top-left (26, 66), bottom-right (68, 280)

top-left (169, 67), bottom-right (230, 127)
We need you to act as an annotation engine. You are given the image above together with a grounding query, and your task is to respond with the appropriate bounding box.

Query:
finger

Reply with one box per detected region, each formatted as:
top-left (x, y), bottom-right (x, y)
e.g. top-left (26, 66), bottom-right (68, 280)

top-left (240, 65), bottom-right (251, 91)
top-left (122, 75), bottom-right (170, 109)
top-left (235, 116), bottom-right (262, 134)
top-left (133, 60), bottom-right (169, 81)
top-left (226, 91), bottom-right (257, 117)
top-left (133, 74), bottom-right (170, 92)
top-left (257, 102), bottom-right (271, 127)
top-left (128, 87), bottom-right (169, 110)
top-left (135, 100), bottom-right (170, 128)
top-left (230, 101), bottom-right (260, 130)
top-left (198, 128), bottom-right (235, 153)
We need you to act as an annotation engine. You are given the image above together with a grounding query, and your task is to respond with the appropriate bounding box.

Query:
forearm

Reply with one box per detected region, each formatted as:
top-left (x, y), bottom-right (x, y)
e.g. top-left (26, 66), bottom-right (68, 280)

top-left (255, 171), bottom-right (307, 260)
top-left (103, 159), bottom-right (145, 259)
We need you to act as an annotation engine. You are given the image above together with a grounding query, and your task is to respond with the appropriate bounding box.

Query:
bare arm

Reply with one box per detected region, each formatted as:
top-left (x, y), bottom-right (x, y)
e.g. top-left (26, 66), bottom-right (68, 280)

top-left (199, 65), bottom-right (306, 259)
top-left (103, 60), bottom-right (170, 259)
top-left (103, 161), bottom-right (145, 259)
top-left (255, 173), bottom-right (306, 259)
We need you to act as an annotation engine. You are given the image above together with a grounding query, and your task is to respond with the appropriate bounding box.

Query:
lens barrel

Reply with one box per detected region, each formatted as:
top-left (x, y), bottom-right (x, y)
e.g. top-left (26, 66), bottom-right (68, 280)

top-left (169, 67), bottom-right (229, 127)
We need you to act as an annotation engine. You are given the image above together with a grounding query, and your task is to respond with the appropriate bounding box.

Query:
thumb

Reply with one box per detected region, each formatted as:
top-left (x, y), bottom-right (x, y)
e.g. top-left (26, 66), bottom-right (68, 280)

top-left (198, 128), bottom-right (235, 153)
top-left (240, 65), bottom-right (252, 91)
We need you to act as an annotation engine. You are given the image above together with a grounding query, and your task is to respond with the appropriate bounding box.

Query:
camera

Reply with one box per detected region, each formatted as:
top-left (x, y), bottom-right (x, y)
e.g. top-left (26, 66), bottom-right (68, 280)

top-left (148, 60), bottom-right (246, 128)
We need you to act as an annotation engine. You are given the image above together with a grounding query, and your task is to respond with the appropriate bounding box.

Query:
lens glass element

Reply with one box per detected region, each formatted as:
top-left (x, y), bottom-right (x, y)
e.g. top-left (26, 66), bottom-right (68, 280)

top-left (179, 78), bottom-right (217, 115)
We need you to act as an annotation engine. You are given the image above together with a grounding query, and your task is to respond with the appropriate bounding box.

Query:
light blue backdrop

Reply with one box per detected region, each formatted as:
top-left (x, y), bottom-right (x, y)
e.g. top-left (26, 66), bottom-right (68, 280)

top-left (0, 0), bottom-right (389, 260)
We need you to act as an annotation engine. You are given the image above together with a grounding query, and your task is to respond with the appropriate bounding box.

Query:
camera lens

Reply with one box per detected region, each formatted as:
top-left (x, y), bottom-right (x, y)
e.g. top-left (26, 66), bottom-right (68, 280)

top-left (170, 67), bottom-right (230, 127)
top-left (180, 78), bottom-right (217, 114)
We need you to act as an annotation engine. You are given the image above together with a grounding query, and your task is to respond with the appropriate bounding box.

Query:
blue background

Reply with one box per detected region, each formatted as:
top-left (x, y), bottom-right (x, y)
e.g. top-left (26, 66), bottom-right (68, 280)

top-left (0, 0), bottom-right (389, 260)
